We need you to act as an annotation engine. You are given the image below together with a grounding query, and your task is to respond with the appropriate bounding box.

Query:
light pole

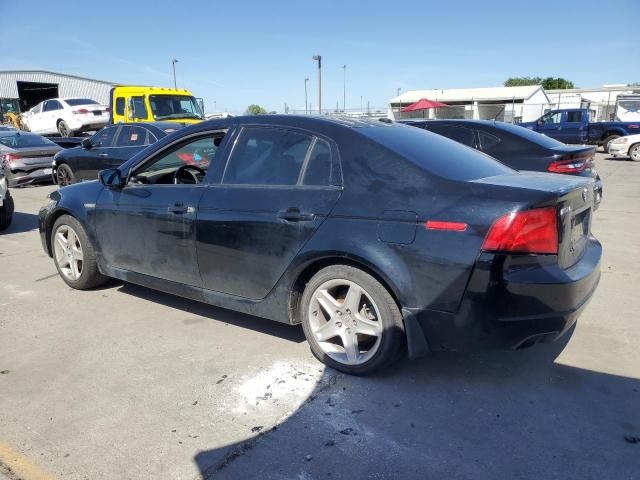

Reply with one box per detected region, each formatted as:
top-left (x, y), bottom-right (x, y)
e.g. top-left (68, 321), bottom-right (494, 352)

top-left (172, 58), bottom-right (178, 89)
top-left (304, 77), bottom-right (309, 114)
top-left (360, 95), bottom-right (363, 113)
top-left (342, 65), bottom-right (346, 112)
top-left (312, 55), bottom-right (322, 114)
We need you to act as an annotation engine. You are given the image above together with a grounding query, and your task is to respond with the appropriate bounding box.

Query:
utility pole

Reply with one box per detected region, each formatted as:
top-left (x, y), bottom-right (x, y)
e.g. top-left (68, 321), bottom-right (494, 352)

top-left (304, 78), bottom-right (309, 114)
top-left (313, 55), bottom-right (322, 114)
top-left (342, 65), bottom-right (347, 112)
top-left (172, 58), bottom-right (178, 89)
top-left (360, 95), bottom-right (363, 113)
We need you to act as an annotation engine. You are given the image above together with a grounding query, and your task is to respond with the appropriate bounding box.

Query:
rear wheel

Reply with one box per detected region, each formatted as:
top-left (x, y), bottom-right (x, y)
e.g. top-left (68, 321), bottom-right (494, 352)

top-left (57, 120), bottom-right (73, 137)
top-left (56, 163), bottom-right (76, 186)
top-left (629, 143), bottom-right (640, 162)
top-left (603, 135), bottom-right (620, 153)
top-left (52, 215), bottom-right (107, 289)
top-left (0, 194), bottom-right (14, 231)
top-left (300, 265), bottom-right (404, 375)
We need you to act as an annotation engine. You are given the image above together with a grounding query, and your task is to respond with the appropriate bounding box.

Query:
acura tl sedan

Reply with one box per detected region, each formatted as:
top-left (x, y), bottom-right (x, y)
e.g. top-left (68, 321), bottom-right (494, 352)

top-left (38, 116), bottom-right (601, 375)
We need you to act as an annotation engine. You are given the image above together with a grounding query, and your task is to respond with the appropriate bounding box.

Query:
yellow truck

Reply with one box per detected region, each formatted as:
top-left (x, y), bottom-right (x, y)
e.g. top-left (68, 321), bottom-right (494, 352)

top-left (109, 86), bottom-right (204, 125)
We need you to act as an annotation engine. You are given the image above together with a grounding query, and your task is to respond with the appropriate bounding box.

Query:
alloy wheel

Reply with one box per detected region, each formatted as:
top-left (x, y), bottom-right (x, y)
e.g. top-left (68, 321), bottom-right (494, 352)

top-left (308, 279), bottom-right (383, 366)
top-left (630, 145), bottom-right (640, 162)
top-left (53, 224), bottom-right (84, 280)
top-left (57, 166), bottom-right (71, 186)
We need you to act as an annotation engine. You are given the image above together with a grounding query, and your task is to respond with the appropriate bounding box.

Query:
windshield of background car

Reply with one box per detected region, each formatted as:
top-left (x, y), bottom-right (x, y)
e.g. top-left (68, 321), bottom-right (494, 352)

top-left (149, 95), bottom-right (203, 121)
top-left (0, 133), bottom-right (57, 149)
top-left (64, 98), bottom-right (99, 106)
top-left (359, 125), bottom-right (513, 181)
top-left (495, 122), bottom-right (566, 148)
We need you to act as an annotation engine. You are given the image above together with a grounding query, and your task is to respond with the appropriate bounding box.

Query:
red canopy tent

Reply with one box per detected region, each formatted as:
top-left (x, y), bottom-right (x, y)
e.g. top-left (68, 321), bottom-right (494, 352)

top-left (400, 98), bottom-right (448, 118)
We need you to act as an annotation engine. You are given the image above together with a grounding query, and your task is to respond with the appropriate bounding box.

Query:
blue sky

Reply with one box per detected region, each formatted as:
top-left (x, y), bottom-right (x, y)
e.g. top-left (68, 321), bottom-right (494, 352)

top-left (1, 0), bottom-right (638, 114)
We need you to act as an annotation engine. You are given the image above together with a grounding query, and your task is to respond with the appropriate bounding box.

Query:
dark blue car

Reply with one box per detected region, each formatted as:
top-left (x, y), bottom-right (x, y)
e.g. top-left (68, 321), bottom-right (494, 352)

top-left (38, 116), bottom-right (601, 375)
top-left (52, 122), bottom-right (182, 186)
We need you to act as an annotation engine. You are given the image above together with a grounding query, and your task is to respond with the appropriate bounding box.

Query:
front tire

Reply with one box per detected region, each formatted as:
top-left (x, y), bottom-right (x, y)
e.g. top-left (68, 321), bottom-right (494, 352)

top-left (603, 135), bottom-right (620, 153)
top-left (51, 215), bottom-right (107, 289)
top-left (56, 163), bottom-right (76, 186)
top-left (0, 194), bottom-right (14, 231)
top-left (629, 143), bottom-right (640, 162)
top-left (300, 265), bottom-right (404, 375)
top-left (57, 120), bottom-right (73, 137)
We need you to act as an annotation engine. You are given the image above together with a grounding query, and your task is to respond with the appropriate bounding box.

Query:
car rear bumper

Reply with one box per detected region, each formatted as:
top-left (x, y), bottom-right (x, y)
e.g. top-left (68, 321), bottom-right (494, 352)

top-left (4, 165), bottom-right (53, 187)
top-left (405, 237), bottom-right (601, 355)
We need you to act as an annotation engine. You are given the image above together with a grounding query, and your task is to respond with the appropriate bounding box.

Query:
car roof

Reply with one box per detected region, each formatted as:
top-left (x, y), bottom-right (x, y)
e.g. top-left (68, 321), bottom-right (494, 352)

top-left (200, 114), bottom-right (396, 131)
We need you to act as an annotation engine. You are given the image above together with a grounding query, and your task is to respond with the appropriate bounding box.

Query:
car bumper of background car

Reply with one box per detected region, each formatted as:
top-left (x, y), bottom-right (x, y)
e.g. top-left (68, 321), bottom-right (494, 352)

top-left (69, 115), bottom-right (109, 131)
top-left (404, 237), bottom-right (602, 356)
top-left (4, 166), bottom-right (54, 187)
top-left (607, 143), bottom-right (628, 157)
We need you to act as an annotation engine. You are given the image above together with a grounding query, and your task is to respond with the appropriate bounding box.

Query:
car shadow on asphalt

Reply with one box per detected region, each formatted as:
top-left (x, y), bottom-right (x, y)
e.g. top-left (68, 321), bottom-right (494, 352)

top-left (116, 282), bottom-right (306, 343)
top-left (3, 212), bottom-right (39, 234)
top-left (603, 156), bottom-right (634, 162)
top-left (192, 331), bottom-right (640, 479)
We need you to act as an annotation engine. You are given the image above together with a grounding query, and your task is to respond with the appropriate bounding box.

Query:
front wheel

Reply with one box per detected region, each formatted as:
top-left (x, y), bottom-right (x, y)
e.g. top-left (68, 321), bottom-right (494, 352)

top-left (629, 143), bottom-right (640, 162)
top-left (51, 215), bottom-right (108, 289)
top-left (300, 265), bottom-right (404, 375)
top-left (56, 163), bottom-right (76, 186)
top-left (0, 194), bottom-right (14, 231)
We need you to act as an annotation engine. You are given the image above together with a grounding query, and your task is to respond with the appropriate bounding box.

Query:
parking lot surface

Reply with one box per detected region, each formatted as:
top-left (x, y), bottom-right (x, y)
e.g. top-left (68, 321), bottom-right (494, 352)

top-left (1, 152), bottom-right (639, 479)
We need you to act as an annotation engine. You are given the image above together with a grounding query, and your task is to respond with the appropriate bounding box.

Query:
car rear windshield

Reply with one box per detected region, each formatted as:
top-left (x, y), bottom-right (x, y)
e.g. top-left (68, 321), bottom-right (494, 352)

top-left (360, 125), bottom-right (513, 181)
top-left (64, 98), bottom-right (99, 106)
top-left (0, 133), bottom-right (57, 148)
top-left (497, 122), bottom-right (565, 148)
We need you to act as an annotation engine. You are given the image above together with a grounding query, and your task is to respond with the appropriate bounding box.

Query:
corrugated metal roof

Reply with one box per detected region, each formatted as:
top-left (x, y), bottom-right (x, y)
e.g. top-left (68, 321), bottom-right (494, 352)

top-left (0, 70), bottom-right (117, 85)
top-left (390, 85), bottom-right (544, 103)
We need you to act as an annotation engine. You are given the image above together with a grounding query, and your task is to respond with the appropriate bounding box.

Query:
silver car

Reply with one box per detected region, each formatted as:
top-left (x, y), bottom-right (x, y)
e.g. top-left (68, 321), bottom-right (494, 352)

top-left (0, 131), bottom-right (61, 187)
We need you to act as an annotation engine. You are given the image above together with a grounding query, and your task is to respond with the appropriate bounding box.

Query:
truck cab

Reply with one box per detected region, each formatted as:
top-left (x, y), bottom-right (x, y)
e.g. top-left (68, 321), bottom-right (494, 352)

top-left (527, 109), bottom-right (591, 144)
top-left (109, 86), bottom-right (204, 125)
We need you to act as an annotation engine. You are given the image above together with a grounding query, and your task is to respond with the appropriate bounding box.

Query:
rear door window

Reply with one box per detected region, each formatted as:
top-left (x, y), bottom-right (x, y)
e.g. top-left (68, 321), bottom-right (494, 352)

top-left (115, 126), bottom-right (151, 147)
top-left (566, 111), bottom-right (583, 123)
top-left (223, 127), bottom-right (313, 186)
top-left (478, 130), bottom-right (501, 152)
top-left (427, 125), bottom-right (476, 147)
top-left (303, 138), bottom-right (332, 186)
top-left (91, 127), bottom-right (118, 148)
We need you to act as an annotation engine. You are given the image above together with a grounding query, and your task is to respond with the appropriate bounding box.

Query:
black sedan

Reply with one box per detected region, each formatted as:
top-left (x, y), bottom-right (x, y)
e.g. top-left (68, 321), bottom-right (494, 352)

top-left (0, 131), bottom-right (61, 187)
top-left (52, 122), bottom-right (181, 186)
top-left (401, 119), bottom-right (603, 207)
top-left (39, 116), bottom-right (601, 375)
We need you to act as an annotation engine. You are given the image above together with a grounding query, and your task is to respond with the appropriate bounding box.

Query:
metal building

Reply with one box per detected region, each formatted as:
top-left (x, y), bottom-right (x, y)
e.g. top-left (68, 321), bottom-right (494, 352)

top-left (0, 70), bottom-right (117, 112)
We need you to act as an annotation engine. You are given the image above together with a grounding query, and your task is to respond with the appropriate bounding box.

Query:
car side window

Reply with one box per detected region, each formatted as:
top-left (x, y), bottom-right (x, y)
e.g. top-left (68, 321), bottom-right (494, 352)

top-left (428, 125), bottom-right (475, 147)
top-left (115, 97), bottom-right (125, 116)
top-left (32, 103), bottom-right (42, 114)
top-left (478, 130), bottom-right (501, 152)
top-left (131, 96), bottom-right (148, 119)
top-left (223, 127), bottom-right (313, 186)
top-left (91, 127), bottom-right (117, 148)
top-left (541, 112), bottom-right (562, 124)
top-left (116, 126), bottom-right (149, 147)
top-left (303, 138), bottom-right (332, 186)
top-left (566, 111), bottom-right (583, 123)
top-left (44, 100), bottom-right (62, 112)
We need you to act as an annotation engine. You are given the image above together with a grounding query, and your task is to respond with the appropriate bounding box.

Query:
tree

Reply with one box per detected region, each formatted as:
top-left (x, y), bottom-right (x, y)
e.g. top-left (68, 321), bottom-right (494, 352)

top-left (504, 76), bottom-right (575, 89)
top-left (245, 104), bottom-right (268, 115)
top-left (540, 77), bottom-right (575, 90)
top-left (504, 76), bottom-right (542, 87)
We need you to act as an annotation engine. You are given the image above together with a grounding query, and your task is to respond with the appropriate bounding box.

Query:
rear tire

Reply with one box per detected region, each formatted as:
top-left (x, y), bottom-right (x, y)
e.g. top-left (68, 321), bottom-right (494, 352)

top-left (629, 143), bottom-right (640, 162)
top-left (603, 135), bottom-right (620, 153)
top-left (0, 194), bottom-right (14, 231)
top-left (57, 120), bottom-right (73, 137)
top-left (51, 214), bottom-right (108, 289)
top-left (300, 265), bottom-right (405, 375)
top-left (56, 163), bottom-right (76, 186)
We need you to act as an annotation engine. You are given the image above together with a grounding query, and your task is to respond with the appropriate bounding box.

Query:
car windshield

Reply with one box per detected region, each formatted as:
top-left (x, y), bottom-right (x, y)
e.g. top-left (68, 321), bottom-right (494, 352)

top-left (360, 124), bottom-right (513, 181)
top-left (64, 98), bottom-right (99, 106)
top-left (0, 132), bottom-right (57, 148)
top-left (149, 95), bottom-right (203, 121)
top-left (496, 122), bottom-right (566, 148)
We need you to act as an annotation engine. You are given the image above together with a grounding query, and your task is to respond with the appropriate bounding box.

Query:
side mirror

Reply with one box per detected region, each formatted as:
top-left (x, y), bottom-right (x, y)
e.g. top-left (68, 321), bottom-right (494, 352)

top-left (98, 168), bottom-right (125, 189)
top-left (81, 138), bottom-right (92, 149)
top-left (536, 119), bottom-right (543, 126)
top-left (128, 98), bottom-right (135, 120)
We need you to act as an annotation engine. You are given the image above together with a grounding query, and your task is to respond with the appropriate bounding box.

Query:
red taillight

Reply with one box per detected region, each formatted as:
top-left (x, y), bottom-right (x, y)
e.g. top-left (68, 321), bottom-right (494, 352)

top-left (548, 158), bottom-right (587, 173)
top-left (2, 154), bottom-right (19, 166)
top-left (482, 207), bottom-right (558, 254)
top-left (425, 220), bottom-right (468, 231)
top-left (73, 108), bottom-right (89, 114)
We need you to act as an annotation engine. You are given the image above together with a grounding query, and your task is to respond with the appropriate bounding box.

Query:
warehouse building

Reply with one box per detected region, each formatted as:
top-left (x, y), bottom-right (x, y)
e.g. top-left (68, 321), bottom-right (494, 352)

top-left (0, 70), bottom-right (117, 113)
top-left (388, 85), bottom-right (550, 122)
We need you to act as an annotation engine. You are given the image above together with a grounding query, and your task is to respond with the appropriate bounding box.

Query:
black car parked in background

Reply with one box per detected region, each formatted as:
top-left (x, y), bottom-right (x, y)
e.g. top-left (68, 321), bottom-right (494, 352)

top-left (52, 122), bottom-right (182, 185)
top-left (401, 119), bottom-right (602, 207)
top-left (39, 116), bottom-right (601, 375)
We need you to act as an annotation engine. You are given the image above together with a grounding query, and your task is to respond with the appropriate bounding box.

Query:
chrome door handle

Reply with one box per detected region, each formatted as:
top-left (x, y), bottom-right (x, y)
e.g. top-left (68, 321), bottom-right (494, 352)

top-left (278, 208), bottom-right (315, 222)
